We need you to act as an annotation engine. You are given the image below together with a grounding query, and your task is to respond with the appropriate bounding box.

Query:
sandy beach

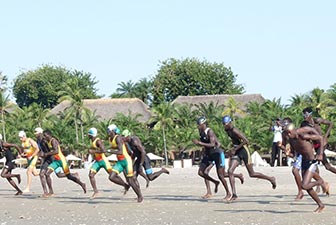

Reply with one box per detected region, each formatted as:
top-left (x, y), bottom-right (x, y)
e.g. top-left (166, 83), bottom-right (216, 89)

top-left (0, 165), bottom-right (335, 225)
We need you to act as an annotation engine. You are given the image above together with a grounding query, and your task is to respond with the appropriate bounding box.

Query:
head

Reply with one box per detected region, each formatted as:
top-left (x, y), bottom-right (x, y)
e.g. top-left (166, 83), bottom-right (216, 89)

top-left (122, 129), bottom-right (131, 141)
top-left (281, 117), bottom-right (292, 128)
top-left (107, 124), bottom-right (120, 138)
top-left (275, 118), bottom-right (282, 125)
top-left (196, 116), bottom-right (207, 131)
top-left (302, 107), bottom-right (313, 121)
top-left (222, 115), bottom-right (232, 129)
top-left (34, 127), bottom-right (44, 138)
top-left (18, 130), bottom-right (27, 141)
top-left (284, 123), bottom-right (296, 138)
top-left (43, 129), bottom-right (53, 141)
top-left (88, 127), bottom-right (98, 140)
top-left (0, 133), bottom-right (3, 145)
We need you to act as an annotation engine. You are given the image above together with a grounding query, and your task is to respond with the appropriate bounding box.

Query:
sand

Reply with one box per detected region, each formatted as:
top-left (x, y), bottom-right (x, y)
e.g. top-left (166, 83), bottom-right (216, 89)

top-left (0, 166), bottom-right (335, 225)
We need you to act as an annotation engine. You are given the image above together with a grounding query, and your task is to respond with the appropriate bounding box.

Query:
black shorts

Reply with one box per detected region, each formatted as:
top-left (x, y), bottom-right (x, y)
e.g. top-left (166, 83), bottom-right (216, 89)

top-left (199, 155), bottom-right (213, 168)
top-left (209, 152), bottom-right (225, 169)
top-left (232, 147), bottom-right (251, 166)
top-left (5, 162), bottom-right (15, 171)
top-left (134, 155), bottom-right (152, 174)
top-left (40, 158), bottom-right (53, 170)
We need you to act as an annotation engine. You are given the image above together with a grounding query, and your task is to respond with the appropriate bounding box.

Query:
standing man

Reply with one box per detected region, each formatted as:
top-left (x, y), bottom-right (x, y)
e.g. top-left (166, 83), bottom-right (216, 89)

top-left (107, 124), bottom-right (143, 202)
top-left (285, 123), bottom-right (328, 213)
top-left (192, 116), bottom-right (232, 201)
top-left (19, 130), bottom-right (40, 193)
top-left (87, 127), bottom-right (113, 199)
top-left (122, 129), bottom-right (169, 188)
top-left (269, 118), bottom-right (283, 167)
top-left (222, 115), bottom-right (276, 202)
top-left (0, 134), bottom-right (23, 195)
top-left (40, 130), bottom-right (86, 197)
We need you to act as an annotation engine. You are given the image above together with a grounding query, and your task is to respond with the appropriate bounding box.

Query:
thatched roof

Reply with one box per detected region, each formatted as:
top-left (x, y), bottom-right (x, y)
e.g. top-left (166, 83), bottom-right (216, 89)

top-left (172, 94), bottom-right (265, 110)
top-left (49, 98), bottom-right (152, 123)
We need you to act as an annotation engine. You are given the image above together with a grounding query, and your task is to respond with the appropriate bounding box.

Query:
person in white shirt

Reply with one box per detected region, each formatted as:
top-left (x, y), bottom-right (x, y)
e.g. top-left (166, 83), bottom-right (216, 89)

top-left (269, 118), bottom-right (283, 167)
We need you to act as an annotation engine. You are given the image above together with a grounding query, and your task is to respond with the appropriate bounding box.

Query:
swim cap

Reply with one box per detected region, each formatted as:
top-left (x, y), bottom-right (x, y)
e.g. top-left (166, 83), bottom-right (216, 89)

top-left (222, 115), bottom-right (232, 124)
top-left (107, 124), bottom-right (117, 133)
top-left (34, 127), bottom-right (43, 135)
top-left (88, 127), bottom-right (98, 137)
top-left (197, 116), bottom-right (207, 125)
top-left (18, 130), bottom-right (26, 138)
top-left (285, 123), bottom-right (295, 131)
top-left (122, 129), bottom-right (131, 137)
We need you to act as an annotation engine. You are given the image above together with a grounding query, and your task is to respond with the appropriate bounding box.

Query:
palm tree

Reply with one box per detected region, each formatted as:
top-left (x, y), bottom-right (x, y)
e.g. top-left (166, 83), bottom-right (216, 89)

top-left (222, 97), bottom-right (245, 119)
top-left (134, 78), bottom-right (153, 105)
top-left (58, 79), bottom-right (91, 144)
top-left (149, 102), bottom-right (176, 166)
top-left (115, 80), bottom-right (137, 98)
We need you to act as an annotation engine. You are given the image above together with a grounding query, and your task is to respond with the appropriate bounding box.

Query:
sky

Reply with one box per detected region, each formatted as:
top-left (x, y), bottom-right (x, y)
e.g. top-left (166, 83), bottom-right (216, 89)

top-left (1, 0), bottom-right (335, 105)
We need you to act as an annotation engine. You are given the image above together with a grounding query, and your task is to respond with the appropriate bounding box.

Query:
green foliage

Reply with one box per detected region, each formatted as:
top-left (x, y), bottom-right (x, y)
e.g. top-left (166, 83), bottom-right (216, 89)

top-left (152, 58), bottom-right (244, 105)
top-left (12, 65), bottom-right (101, 109)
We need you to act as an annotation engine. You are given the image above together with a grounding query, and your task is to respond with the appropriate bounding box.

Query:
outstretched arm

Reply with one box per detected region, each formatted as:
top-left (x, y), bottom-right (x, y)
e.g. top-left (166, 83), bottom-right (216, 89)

top-left (2, 142), bottom-right (23, 154)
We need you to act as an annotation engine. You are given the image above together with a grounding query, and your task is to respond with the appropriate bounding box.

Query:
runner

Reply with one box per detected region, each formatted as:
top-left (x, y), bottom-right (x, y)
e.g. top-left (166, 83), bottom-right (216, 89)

top-left (18, 130), bottom-right (39, 193)
top-left (87, 127), bottom-right (113, 199)
top-left (122, 129), bottom-right (169, 188)
top-left (107, 124), bottom-right (143, 202)
top-left (0, 134), bottom-right (23, 195)
top-left (40, 130), bottom-right (86, 197)
top-left (222, 115), bottom-right (276, 201)
top-left (284, 123), bottom-right (328, 212)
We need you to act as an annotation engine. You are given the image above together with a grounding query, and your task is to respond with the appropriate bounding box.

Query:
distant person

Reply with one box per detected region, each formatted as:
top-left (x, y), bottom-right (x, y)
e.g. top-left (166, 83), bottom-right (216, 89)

top-left (0, 134), bottom-right (23, 195)
top-left (269, 118), bottom-right (283, 167)
top-left (19, 130), bottom-right (40, 193)
top-left (222, 115), bottom-right (276, 201)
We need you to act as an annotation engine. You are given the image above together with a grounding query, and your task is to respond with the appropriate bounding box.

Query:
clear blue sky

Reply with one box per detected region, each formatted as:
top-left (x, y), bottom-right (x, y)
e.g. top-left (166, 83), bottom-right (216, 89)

top-left (1, 0), bottom-right (335, 105)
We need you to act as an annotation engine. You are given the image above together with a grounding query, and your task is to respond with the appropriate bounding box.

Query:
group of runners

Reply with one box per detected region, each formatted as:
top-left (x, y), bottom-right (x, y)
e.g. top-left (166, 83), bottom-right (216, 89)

top-left (194, 106), bottom-right (333, 213)
top-left (0, 106), bottom-right (334, 211)
top-left (0, 124), bottom-right (169, 202)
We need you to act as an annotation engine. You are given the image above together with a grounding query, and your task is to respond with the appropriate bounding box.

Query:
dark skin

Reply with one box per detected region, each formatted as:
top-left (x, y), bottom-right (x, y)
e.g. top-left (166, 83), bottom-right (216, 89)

top-left (123, 135), bottom-right (169, 188)
top-left (286, 125), bottom-right (328, 213)
top-left (193, 122), bottom-right (235, 201)
top-left (108, 130), bottom-right (143, 202)
top-left (88, 135), bottom-right (111, 199)
top-left (223, 121), bottom-right (276, 201)
top-left (303, 114), bottom-right (336, 173)
top-left (0, 141), bottom-right (23, 195)
top-left (40, 132), bottom-right (86, 197)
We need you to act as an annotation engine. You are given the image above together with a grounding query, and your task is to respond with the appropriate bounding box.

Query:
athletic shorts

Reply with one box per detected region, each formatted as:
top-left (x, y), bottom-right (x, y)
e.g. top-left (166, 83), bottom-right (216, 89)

top-left (301, 158), bottom-right (318, 172)
top-left (292, 154), bottom-right (302, 170)
top-left (48, 159), bottom-right (70, 175)
top-left (112, 158), bottom-right (133, 177)
top-left (209, 152), bottom-right (225, 169)
top-left (5, 162), bottom-right (15, 171)
top-left (27, 156), bottom-right (38, 168)
top-left (90, 158), bottom-right (112, 174)
top-left (134, 155), bottom-right (153, 175)
top-left (232, 146), bottom-right (251, 166)
top-left (40, 158), bottom-right (53, 170)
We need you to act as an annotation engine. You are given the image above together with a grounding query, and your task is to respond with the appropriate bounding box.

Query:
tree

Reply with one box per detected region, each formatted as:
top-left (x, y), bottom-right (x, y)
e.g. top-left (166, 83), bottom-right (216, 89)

top-left (13, 65), bottom-right (100, 109)
top-left (152, 58), bottom-right (244, 105)
top-left (0, 73), bottom-right (15, 141)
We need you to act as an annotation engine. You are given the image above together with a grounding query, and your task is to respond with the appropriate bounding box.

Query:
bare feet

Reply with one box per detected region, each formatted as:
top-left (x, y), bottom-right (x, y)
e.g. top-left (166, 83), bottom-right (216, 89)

top-left (15, 191), bottom-right (23, 196)
top-left (313, 204), bottom-right (325, 213)
top-left (214, 181), bottom-right (220, 193)
top-left (124, 184), bottom-right (130, 195)
top-left (22, 188), bottom-right (30, 193)
top-left (201, 193), bottom-right (212, 199)
top-left (40, 193), bottom-right (50, 198)
top-left (137, 196), bottom-right (144, 203)
top-left (90, 192), bottom-right (99, 199)
top-left (145, 179), bottom-right (150, 188)
top-left (295, 192), bottom-right (304, 201)
top-left (270, 177), bottom-right (277, 189)
top-left (228, 194), bottom-right (238, 202)
top-left (239, 173), bottom-right (244, 184)
top-left (16, 175), bottom-right (21, 184)
top-left (161, 168), bottom-right (170, 174)
top-left (223, 193), bottom-right (232, 201)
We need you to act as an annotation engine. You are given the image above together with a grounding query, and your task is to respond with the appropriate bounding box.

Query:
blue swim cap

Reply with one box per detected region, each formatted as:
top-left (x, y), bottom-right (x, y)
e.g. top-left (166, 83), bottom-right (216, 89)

top-left (222, 115), bottom-right (232, 124)
top-left (197, 116), bottom-right (207, 125)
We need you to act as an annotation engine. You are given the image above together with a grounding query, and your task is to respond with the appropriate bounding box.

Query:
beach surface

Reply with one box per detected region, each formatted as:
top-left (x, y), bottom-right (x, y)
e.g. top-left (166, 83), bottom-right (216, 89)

top-left (0, 165), bottom-right (335, 225)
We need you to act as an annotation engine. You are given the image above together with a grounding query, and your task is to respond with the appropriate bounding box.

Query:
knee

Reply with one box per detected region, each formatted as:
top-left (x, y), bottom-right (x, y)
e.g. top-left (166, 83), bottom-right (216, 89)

top-left (89, 173), bottom-right (95, 179)
top-left (301, 183), bottom-right (309, 190)
top-left (147, 174), bottom-right (154, 181)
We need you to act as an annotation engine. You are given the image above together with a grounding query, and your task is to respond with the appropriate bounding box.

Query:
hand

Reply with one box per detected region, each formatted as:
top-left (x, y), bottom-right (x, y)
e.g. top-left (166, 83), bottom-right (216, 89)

top-left (39, 151), bottom-right (45, 158)
top-left (192, 139), bottom-right (200, 145)
top-left (316, 154), bottom-right (323, 161)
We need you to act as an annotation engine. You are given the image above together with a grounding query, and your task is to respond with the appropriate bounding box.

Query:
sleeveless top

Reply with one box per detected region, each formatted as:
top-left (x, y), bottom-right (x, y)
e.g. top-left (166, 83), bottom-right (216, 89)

top-left (91, 137), bottom-right (107, 161)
